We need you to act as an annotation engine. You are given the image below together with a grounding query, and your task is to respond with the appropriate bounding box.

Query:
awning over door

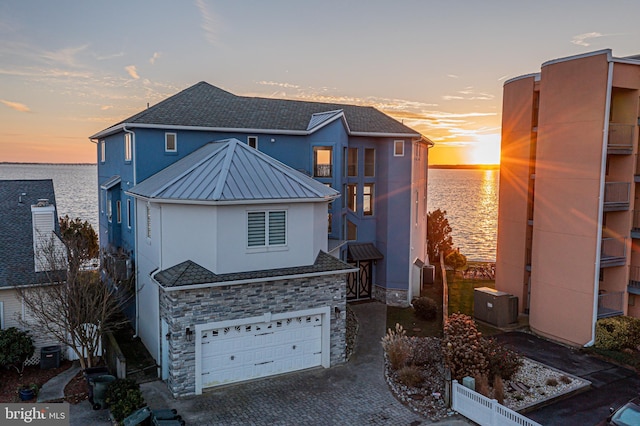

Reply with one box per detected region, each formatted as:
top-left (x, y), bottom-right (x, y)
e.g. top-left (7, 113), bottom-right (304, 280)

top-left (100, 175), bottom-right (121, 190)
top-left (347, 243), bottom-right (384, 262)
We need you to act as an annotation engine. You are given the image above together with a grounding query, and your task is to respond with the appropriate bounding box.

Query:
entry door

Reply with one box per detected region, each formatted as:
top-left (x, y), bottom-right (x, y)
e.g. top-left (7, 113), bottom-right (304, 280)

top-left (347, 261), bottom-right (372, 300)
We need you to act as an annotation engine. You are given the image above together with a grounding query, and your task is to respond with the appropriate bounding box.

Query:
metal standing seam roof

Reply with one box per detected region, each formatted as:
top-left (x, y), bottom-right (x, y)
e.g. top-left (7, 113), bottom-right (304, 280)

top-left (154, 251), bottom-right (356, 289)
top-left (90, 81), bottom-right (421, 138)
top-left (0, 180), bottom-right (63, 288)
top-left (127, 138), bottom-right (340, 202)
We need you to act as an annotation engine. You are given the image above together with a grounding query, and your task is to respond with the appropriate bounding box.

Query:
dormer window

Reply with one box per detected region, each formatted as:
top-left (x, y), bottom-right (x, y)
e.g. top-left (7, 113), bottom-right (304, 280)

top-left (313, 146), bottom-right (333, 177)
top-left (165, 133), bottom-right (177, 152)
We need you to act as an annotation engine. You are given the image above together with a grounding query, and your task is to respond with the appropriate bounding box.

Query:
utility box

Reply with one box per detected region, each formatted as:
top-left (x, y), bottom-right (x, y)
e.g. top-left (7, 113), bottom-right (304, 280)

top-left (474, 287), bottom-right (518, 327)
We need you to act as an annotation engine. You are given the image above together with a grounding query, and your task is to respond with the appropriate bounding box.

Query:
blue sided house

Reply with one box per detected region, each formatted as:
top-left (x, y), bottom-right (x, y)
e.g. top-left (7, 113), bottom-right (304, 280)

top-left (90, 82), bottom-right (432, 313)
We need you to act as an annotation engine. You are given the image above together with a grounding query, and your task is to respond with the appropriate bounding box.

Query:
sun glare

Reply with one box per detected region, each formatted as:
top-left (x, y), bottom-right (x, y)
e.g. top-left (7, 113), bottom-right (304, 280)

top-left (468, 134), bottom-right (501, 165)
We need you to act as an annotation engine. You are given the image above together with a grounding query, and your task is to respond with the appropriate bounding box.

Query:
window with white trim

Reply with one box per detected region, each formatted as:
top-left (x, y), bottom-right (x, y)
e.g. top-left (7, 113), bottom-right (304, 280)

top-left (125, 133), bottom-right (132, 161)
top-left (100, 140), bottom-right (105, 163)
top-left (247, 210), bottom-right (287, 247)
top-left (107, 195), bottom-right (112, 222)
top-left (394, 140), bottom-right (405, 157)
top-left (101, 189), bottom-right (106, 214)
top-left (313, 146), bottom-right (333, 177)
top-left (347, 184), bottom-right (357, 212)
top-left (165, 133), bottom-right (177, 152)
top-left (248, 136), bottom-right (258, 149)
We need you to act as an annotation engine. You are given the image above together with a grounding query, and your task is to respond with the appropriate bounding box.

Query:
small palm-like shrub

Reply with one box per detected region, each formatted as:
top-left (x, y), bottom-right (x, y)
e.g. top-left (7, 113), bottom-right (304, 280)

top-left (413, 297), bottom-right (438, 321)
top-left (381, 323), bottom-right (411, 370)
top-left (493, 376), bottom-right (504, 404)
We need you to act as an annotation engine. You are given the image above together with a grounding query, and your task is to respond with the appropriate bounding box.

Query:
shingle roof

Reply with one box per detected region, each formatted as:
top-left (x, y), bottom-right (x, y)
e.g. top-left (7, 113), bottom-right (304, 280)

top-left (0, 180), bottom-right (59, 288)
top-left (92, 81), bottom-right (420, 138)
top-left (154, 251), bottom-right (355, 289)
top-left (347, 243), bottom-right (384, 261)
top-left (128, 138), bottom-right (339, 202)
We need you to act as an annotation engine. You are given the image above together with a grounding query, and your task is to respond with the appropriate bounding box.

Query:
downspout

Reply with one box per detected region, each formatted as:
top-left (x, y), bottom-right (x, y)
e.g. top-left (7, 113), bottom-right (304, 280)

top-left (122, 126), bottom-right (140, 337)
top-left (587, 55), bottom-right (614, 347)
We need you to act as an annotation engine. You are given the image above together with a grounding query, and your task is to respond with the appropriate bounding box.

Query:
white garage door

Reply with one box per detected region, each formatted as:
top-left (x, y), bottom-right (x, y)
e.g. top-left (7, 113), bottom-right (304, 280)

top-left (200, 313), bottom-right (323, 388)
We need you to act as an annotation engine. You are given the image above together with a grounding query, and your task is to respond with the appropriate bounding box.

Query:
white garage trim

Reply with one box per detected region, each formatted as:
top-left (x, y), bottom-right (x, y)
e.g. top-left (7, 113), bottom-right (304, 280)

top-left (195, 306), bottom-right (331, 395)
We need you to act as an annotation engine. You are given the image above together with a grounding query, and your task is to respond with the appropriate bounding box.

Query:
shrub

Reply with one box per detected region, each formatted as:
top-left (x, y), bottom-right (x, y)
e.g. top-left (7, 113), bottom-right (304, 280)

top-left (0, 327), bottom-right (35, 373)
top-left (105, 379), bottom-right (145, 423)
top-left (493, 376), bottom-right (504, 404)
top-left (483, 338), bottom-right (523, 381)
top-left (413, 297), bottom-right (438, 321)
top-left (595, 316), bottom-right (640, 351)
top-left (559, 375), bottom-right (572, 384)
top-left (474, 373), bottom-right (490, 397)
top-left (396, 365), bottom-right (424, 388)
top-left (442, 313), bottom-right (488, 381)
top-left (408, 337), bottom-right (442, 366)
top-left (546, 378), bottom-right (558, 387)
top-left (381, 324), bottom-right (411, 370)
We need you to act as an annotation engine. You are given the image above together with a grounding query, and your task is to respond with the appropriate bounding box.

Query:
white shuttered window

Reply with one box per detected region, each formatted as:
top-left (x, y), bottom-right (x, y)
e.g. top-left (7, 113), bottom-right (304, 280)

top-left (248, 211), bottom-right (286, 247)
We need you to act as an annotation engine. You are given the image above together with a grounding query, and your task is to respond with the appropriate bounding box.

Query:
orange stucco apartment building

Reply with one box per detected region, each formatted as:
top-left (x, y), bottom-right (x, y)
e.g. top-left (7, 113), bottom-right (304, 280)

top-left (496, 49), bottom-right (640, 346)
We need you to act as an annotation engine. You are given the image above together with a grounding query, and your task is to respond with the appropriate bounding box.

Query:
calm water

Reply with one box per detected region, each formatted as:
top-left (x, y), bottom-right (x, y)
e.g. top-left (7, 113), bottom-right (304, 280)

top-left (0, 164), bottom-right (98, 232)
top-left (428, 169), bottom-right (499, 262)
top-left (0, 164), bottom-right (499, 261)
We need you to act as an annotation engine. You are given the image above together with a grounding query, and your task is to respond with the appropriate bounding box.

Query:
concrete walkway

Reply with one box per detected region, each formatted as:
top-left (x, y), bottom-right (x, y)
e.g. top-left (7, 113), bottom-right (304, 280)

top-left (38, 362), bottom-right (81, 402)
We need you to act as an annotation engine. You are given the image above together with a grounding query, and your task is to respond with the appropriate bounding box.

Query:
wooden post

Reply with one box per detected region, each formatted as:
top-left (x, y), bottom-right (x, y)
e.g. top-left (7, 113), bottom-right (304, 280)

top-left (440, 251), bottom-right (448, 319)
top-left (445, 368), bottom-right (452, 407)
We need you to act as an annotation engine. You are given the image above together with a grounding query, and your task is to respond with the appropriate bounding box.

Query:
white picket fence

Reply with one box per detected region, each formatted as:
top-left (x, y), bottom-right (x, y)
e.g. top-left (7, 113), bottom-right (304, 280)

top-left (452, 380), bottom-right (542, 426)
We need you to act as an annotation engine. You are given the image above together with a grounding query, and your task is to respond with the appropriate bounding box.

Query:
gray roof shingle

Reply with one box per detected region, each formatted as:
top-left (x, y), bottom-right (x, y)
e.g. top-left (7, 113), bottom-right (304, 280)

top-left (0, 180), bottom-right (60, 288)
top-left (154, 251), bottom-right (355, 289)
top-left (128, 138), bottom-right (339, 202)
top-left (92, 81), bottom-right (420, 137)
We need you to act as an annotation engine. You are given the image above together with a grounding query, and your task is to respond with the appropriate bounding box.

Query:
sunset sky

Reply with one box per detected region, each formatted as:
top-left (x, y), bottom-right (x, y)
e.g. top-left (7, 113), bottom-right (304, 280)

top-left (1, 1), bottom-right (639, 165)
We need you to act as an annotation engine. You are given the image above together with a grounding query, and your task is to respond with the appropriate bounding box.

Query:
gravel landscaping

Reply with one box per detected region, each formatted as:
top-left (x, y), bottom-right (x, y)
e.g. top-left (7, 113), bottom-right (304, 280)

top-left (383, 336), bottom-right (591, 421)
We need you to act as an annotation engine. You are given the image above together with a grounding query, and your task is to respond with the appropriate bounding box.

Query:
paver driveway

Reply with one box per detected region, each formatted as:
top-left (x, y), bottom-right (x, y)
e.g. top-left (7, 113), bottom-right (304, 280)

top-left (139, 302), bottom-right (469, 425)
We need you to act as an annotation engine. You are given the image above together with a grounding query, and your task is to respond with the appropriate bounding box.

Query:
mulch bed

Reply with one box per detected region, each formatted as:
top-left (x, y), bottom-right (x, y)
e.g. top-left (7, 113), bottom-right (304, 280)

top-left (0, 360), bottom-right (91, 404)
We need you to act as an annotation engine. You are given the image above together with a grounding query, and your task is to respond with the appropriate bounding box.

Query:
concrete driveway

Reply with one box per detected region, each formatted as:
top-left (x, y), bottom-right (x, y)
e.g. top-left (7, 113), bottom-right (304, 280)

top-left (495, 332), bottom-right (640, 425)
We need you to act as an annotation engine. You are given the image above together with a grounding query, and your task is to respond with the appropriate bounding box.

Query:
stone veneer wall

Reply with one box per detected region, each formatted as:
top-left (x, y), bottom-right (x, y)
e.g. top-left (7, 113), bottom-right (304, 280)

top-left (160, 273), bottom-right (347, 397)
top-left (373, 285), bottom-right (409, 307)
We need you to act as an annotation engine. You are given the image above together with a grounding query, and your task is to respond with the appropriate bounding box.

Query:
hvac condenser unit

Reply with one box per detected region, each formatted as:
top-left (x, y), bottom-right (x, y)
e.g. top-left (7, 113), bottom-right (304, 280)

top-left (473, 287), bottom-right (518, 327)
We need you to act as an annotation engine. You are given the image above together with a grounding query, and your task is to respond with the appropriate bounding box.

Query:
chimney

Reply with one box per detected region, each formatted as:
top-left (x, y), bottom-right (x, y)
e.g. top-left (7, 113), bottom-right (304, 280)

top-left (31, 201), bottom-right (57, 272)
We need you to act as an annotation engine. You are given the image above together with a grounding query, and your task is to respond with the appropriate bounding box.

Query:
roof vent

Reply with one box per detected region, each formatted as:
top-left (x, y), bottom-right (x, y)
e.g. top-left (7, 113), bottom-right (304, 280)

top-left (35, 199), bottom-right (50, 207)
top-left (18, 192), bottom-right (26, 204)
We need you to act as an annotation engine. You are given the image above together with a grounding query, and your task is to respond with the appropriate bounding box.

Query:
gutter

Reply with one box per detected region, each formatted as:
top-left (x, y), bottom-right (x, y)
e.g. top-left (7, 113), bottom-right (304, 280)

top-left (587, 52), bottom-right (614, 348)
top-left (90, 122), bottom-right (420, 140)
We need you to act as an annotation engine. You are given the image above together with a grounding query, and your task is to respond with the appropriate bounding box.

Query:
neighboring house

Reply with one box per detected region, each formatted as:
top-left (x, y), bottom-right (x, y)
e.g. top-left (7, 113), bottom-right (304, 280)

top-left (90, 82), bottom-right (432, 316)
top-left (0, 179), bottom-right (64, 364)
top-left (495, 49), bottom-right (640, 346)
top-left (126, 139), bottom-right (356, 396)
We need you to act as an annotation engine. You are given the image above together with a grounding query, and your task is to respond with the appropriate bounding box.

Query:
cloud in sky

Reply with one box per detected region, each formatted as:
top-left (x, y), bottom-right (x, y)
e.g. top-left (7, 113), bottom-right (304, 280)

top-left (257, 80), bottom-right (300, 89)
top-left (571, 32), bottom-right (603, 46)
top-left (195, 0), bottom-right (219, 46)
top-left (1, 99), bottom-right (31, 112)
top-left (125, 65), bottom-right (139, 79)
top-left (149, 52), bottom-right (162, 65)
top-left (41, 44), bottom-right (89, 67)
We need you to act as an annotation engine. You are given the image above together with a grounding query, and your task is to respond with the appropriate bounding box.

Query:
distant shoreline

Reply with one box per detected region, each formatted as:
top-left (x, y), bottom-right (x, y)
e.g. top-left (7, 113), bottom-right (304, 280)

top-left (0, 162), bottom-right (96, 166)
top-left (429, 164), bottom-right (499, 170)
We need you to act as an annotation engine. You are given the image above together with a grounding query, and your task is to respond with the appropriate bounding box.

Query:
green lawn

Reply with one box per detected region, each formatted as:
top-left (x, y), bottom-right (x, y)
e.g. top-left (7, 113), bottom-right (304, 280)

top-left (385, 266), bottom-right (497, 338)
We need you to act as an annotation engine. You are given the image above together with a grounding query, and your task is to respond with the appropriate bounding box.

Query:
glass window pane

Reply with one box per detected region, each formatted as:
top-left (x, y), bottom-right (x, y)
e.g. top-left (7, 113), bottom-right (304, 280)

top-left (365, 149), bottom-right (375, 176)
top-left (314, 146), bottom-right (332, 177)
top-left (348, 148), bottom-right (357, 177)
top-left (348, 184), bottom-right (357, 212)
top-left (268, 211), bottom-right (286, 245)
top-left (248, 212), bottom-right (266, 246)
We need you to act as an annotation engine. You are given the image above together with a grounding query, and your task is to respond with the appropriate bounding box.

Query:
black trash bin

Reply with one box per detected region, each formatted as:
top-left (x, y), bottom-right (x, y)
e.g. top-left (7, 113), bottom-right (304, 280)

top-left (89, 375), bottom-right (116, 410)
top-left (83, 366), bottom-right (110, 406)
top-left (40, 345), bottom-right (61, 369)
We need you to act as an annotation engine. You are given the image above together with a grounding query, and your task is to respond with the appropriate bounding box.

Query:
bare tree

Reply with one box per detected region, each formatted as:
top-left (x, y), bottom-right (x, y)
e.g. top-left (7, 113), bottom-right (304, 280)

top-left (16, 217), bottom-right (131, 369)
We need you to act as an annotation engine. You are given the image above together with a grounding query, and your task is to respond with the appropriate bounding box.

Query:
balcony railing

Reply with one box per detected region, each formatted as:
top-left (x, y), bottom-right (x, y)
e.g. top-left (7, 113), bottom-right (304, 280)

top-left (600, 237), bottom-right (627, 267)
top-left (597, 291), bottom-right (625, 318)
top-left (608, 123), bottom-right (634, 154)
top-left (603, 182), bottom-right (630, 211)
top-left (314, 164), bottom-right (332, 178)
top-left (629, 266), bottom-right (640, 295)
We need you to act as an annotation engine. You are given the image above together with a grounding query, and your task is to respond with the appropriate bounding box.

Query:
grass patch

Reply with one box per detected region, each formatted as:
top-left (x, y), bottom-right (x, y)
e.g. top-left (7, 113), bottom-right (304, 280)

top-left (447, 273), bottom-right (495, 317)
top-left (387, 305), bottom-right (443, 338)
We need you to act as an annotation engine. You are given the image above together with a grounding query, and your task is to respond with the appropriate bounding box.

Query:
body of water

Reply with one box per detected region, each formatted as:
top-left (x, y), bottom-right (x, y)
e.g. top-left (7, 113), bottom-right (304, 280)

top-left (428, 168), bottom-right (499, 262)
top-left (0, 163), bottom-right (98, 232)
top-left (0, 164), bottom-right (499, 261)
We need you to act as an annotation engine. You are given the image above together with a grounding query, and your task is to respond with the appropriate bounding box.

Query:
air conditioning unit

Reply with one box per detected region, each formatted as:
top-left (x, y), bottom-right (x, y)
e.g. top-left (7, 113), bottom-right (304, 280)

top-left (474, 287), bottom-right (518, 327)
